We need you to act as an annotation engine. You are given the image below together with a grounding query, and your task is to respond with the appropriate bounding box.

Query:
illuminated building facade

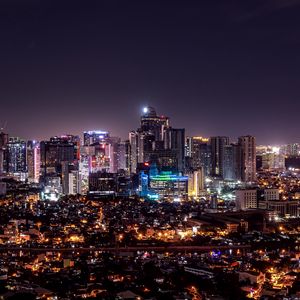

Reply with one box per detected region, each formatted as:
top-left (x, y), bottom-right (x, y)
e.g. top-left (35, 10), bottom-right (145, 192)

top-left (129, 106), bottom-right (185, 173)
top-left (236, 189), bottom-right (258, 210)
top-left (82, 131), bottom-right (121, 174)
top-left (186, 136), bottom-right (211, 176)
top-left (68, 170), bottom-right (81, 195)
top-left (238, 135), bottom-right (256, 182)
top-left (149, 171), bottom-right (188, 201)
top-left (0, 131), bottom-right (8, 175)
top-left (4, 137), bottom-right (27, 175)
top-left (83, 130), bottom-right (110, 146)
top-left (40, 135), bottom-right (80, 178)
top-left (88, 171), bottom-right (116, 193)
top-left (223, 143), bottom-right (242, 181)
top-left (42, 177), bottom-right (62, 201)
top-left (27, 140), bottom-right (40, 183)
top-left (210, 136), bottom-right (229, 177)
top-left (188, 168), bottom-right (205, 198)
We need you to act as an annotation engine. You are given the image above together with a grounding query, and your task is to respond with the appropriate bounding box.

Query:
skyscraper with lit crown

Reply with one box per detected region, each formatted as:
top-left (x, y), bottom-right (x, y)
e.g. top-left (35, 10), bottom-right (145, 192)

top-left (129, 106), bottom-right (185, 173)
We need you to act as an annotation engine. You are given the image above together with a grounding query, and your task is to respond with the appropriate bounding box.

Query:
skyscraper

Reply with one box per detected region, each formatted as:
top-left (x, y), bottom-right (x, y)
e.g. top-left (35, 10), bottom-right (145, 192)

top-left (27, 140), bottom-right (40, 183)
top-left (238, 135), bottom-right (256, 182)
top-left (0, 131), bottom-right (8, 175)
top-left (82, 131), bottom-right (121, 173)
top-left (223, 143), bottom-right (242, 181)
top-left (186, 136), bottom-right (211, 176)
top-left (140, 106), bottom-right (169, 140)
top-left (163, 128), bottom-right (185, 173)
top-left (129, 106), bottom-right (185, 173)
top-left (210, 136), bottom-right (229, 177)
top-left (40, 135), bottom-right (79, 178)
top-left (83, 131), bottom-right (110, 146)
top-left (5, 137), bottom-right (27, 175)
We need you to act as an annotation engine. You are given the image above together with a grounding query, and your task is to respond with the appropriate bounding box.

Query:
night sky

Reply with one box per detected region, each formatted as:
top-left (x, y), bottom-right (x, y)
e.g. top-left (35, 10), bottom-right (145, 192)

top-left (1, 0), bottom-right (300, 144)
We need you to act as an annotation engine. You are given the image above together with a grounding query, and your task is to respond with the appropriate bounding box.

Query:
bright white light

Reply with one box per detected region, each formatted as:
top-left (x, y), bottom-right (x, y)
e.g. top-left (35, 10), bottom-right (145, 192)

top-left (143, 107), bottom-right (148, 114)
top-left (272, 146), bottom-right (280, 154)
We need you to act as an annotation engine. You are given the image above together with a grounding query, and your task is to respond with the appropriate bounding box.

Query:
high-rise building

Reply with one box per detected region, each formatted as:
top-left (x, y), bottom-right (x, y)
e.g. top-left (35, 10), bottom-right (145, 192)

top-left (223, 143), bottom-right (242, 181)
top-left (5, 137), bottom-right (27, 174)
top-left (129, 106), bottom-right (185, 173)
top-left (210, 136), bottom-right (229, 177)
top-left (128, 131), bottom-right (138, 173)
top-left (163, 128), bottom-right (185, 173)
top-left (82, 131), bottom-right (121, 174)
top-left (186, 136), bottom-right (211, 176)
top-left (83, 131), bottom-right (110, 146)
top-left (188, 168), bottom-right (205, 198)
top-left (140, 106), bottom-right (169, 140)
top-left (68, 170), bottom-right (81, 195)
top-left (236, 189), bottom-right (258, 210)
top-left (285, 143), bottom-right (300, 156)
top-left (27, 140), bottom-right (40, 183)
top-left (116, 141), bottom-right (128, 173)
top-left (40, 135), bottom-right (79, 178)
top-left (42, 177), bottom-right (62, 201)
top-left (238, 135), bottom-right (256, 182)
top-left (0, 131), bottom-right (8, 175)
top-left (261, 152), bottom-right (285, 170)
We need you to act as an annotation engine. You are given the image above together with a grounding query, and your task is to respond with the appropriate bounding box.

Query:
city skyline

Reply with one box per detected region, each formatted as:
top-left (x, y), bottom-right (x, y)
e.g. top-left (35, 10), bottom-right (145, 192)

top-left (1, 2), bottom-right (300, 299)
top-left (1, 1), bottom-right (300, 144)
top-left (1, 105), bottom-right (300, 146)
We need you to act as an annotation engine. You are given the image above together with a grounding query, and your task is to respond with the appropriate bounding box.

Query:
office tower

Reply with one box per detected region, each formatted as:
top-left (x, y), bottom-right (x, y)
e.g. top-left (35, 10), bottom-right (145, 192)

top-left (82, 131), bottom-right (120, 174)
top-left (223, 143), bottom-right (242, 181)
top-left (129, 106), bottom-right (185, 173)
top-left (61, 161), bottom-right (70, 194)
top-left (68, 170), bottom-right (81, 195)
top-left (188, 168), bottom-right (204, 198)
top-left (83, 131), bottom-right (110, 146)
top-left (238, 135), bottom-right (256, 182)
top-left (128, 131), bottom-right (138, 173)
top-left (123, 140), bottom-right (131, 175)
top-left (186, 136), bottom-right (211, 176)
top-left (210, 136), bottom-right (229, 177)
top-left (285, 143), bottom-right (300, 156)
top-left (42, 177), bottom-right (63, 201)
top-left (27, 140), bottom-right (40, 183)
top-left (163, 128), bottom-right (185, 173)
top-left (5, 137), bottom-right (27, 174)
top-left (89, 172), bottom-right (116, 192)
top-left (62, 161), bottom-right (81, 194)
top-left (149, 171), bottom-right (188, 201)
top-left (116, 141), bottom-right (128, 172)
top-left (40, 135), bottom-right (79, 178)
top-left (79, 147), bottom-right (90, 194)
top-left (0, 131), bottom-right (8, 174)
top-left (236, 189), bottom-right (258, 210)
top-left (109, 136), bottom-right (121, 173)
top-left (261, 152), bottom-right (285, 170)
top-left (140, 106), bottom-right (169, 140)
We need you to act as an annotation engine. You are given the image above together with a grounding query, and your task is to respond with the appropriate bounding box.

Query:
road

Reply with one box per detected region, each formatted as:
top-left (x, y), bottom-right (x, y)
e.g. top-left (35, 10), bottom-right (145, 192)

top-left (0, 244), bottom-right (250, 253)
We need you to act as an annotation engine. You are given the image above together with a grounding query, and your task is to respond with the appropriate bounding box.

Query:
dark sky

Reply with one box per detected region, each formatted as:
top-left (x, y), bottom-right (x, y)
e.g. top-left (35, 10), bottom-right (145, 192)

top-left (1, 0), bottom-right (300, 144)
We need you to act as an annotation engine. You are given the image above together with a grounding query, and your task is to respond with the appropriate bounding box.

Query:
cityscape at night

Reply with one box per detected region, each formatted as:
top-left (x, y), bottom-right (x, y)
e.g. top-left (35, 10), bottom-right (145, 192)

top-left (1, 1), bottom-right (300, 300)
